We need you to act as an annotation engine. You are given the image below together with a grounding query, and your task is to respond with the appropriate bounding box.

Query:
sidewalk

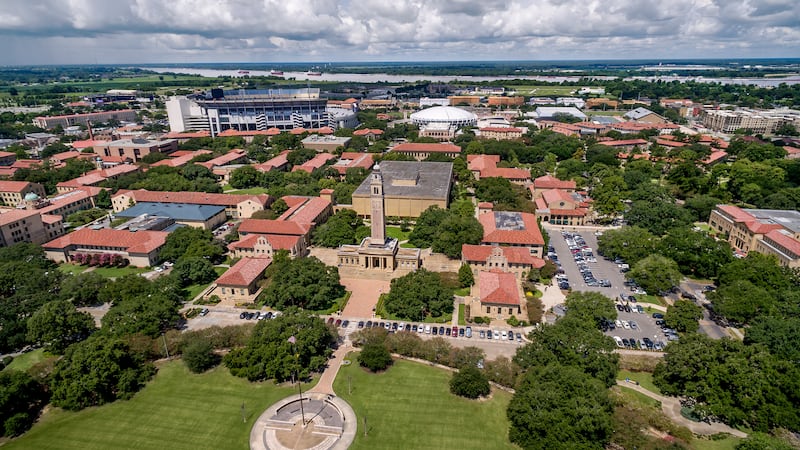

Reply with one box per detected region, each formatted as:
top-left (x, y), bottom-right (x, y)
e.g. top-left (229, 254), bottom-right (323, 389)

top-left (615, 380), bottom-right (748, 438)
top-left (308, 345), bottom-right (351, 396)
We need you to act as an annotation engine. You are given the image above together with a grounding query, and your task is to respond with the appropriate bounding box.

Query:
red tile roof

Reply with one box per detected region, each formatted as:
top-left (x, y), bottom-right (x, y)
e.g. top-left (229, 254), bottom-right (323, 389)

top-left (0, 180), bottom-right (36, 193)
top-left (479, 271), bottom-right (520, 306)
top-left (702, 150), bottom-right (728, 165)
top-left (765, 230), bottom-right (800, 257)
top-left (479, 127), bottom-right (523, 133)
top-left (391, 143), bottom-right (461, 154)
top-left (656, 139), bottom-right (687, 148)
top-left (353, 128), bottom-right (384, 136)
top-left (481, 167), bottom-right (530, 180)
top-left (117, 189), bottom-right (270, 208)
top-left (70, 139), bottom-right (110, 149)
top-left (478, 202), bottom-right (494, 209)
top-left (717, 205), bottom-right (754, 222)
top-left (239, 219), bottom-right (311, 236)
top-left (332, 152), bottom-right (374, 174)
top-left (215, 257), bottom-right (271, 287)
top-left (151, 150), bottom-right (213, 168)
top-left (599, 139), bottom-right (649, 147)
top-left (462, 244), bottom-right (545, 267)
top-left (480, 211), bottom-right (544, 246)
top-left (533, 175), bottom-right (576, 190)
top-left (228, 233), bottom-right (302, 252)
top-left (43, 228), bottom-right (168, 254)
top-left (542, 188), bottom-right (574, 205)
top-left (292, 153), bottom-right (336, 173)
top-left (0, 209), bottom-right (41, 226)
top-left (199, 149), bottom-right (247, 168)
top-left (255, 150), bottom-right (291, 172)
top-left (277, 196), bottom-right (331, 224)
top-left (467, 154), bottom-right (501, 172)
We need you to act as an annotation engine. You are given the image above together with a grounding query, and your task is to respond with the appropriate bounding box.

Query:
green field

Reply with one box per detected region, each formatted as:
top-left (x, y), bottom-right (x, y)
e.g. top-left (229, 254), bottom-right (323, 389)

top-left (57, 264), bottom-right (87, 275)
top-left (617, 369), bottom-right (661, 395)
top-left (385, 226), bottom-right (411, 242)
top-left (615, 385), bottom-right (661, 409)
top-left (222, 185), bottom-right (270, 195)
top-left (4, 361), bottom-right (314, 450)
top-left (2, 349), bottom-right (52, 373)
top-left (89, 266), bottom-right (149, 278)
top-left (501, 85), bottom-right (578, 96)
top-left (334, 356), bottom-right (517, 450)
top-left (184, 266), bottom-right (229, 300)
top-left (691, 436), bottom-right (742, 450)
top-left (637, 295), bottom-right (666, 306)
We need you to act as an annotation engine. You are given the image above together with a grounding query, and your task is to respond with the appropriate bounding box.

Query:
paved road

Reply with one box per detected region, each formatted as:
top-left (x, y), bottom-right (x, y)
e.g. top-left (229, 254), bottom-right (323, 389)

top-left (616, 380), bottom-right (748, 438)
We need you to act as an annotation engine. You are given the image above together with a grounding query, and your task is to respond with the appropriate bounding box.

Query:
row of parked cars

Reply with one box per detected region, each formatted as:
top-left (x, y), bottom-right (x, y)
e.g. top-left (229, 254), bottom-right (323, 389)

top-left (327, 318), bottom-right (524, 344)
top-left (239, 311), bottom-right (281, 321)
top-left (613, 335), bottom-right (664, 351)
top-left (562, 232), bottom-right (611, 288)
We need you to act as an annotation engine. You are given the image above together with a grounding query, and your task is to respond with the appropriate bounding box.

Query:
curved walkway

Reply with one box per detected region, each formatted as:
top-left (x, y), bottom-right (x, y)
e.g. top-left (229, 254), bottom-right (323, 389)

top-left (615, 381), bottom-right (748, 438)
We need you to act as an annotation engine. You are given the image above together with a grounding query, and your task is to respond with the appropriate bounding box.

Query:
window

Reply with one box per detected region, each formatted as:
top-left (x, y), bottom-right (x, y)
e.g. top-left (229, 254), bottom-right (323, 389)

top-left (486, 307), bottom-right (491, 313)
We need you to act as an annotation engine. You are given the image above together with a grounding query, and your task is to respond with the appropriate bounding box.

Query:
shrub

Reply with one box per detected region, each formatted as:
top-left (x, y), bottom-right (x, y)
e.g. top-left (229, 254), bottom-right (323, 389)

top-left (182, 339), bottom-right (219, 373)
top-left (358, 342), bottom-right (393, 372)
top-left (450, 366), bottom-right (490, 399)
top-left (507, 316), bottom-right (520, 327)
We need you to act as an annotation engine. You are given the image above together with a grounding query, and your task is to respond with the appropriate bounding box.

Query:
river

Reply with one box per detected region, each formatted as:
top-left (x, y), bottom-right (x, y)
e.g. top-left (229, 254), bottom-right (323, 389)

top-left (144, 67), bottom-right (800, 87)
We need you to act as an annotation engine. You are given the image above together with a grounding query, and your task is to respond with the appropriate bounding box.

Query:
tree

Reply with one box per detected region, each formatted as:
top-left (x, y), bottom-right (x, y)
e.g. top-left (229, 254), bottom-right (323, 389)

top-left (450, 366), bottom-right (490, 399)
top-left (507, 364), bottom-right (614, 450)
top-left (684, 195), bottom-right (724, 222)
top-left (708, 280), bottom-right (775, 325)
top-left (228, 165), bottom-right (260, 189)
top-left (312, 209), bottom-right (364, 247)
top-left (431, 214), bottom-right (483, 258)
top-left (408, 206), bottom-right (450, 248)
top-left (383, 269), bottom-right (454, 320)
top-left (95, 189), bottom-right (111, 209)
top-left (745, 315), bottom-right (800, 363)
top-left (596, 226), bottom-right (658, 265)
top-left (100, 275), bottom-right (183, 337)
top-left (259, 255), bottom-right (345, 311)
top-left (659, 227), bottom-right (733, 279)
top-left (717, 253), bottom-right (793, 293)
top-left (27, 300), bottom-right (96, 354)
top-left (458, 263), bottom-right (474, 288)
top-left (625, 200), bottom-right (693, 236)
top-left (60, 271), bottom-right (108, 306)
top-left (358, 342), bottom-right (393, 372)
top-left (475, 177), bottom-right (528, 211)
top-left (514, 317), bottom-right (619, 388)
top-left (50, 335), bottom-right (156, 410)
top-left (564, 291), bottom-right (616, 330)
top-left (224, 308), bottom-right (335, 382)
top-left (182, 338), bottom-right (219, 373)
top-left (653, 334), bottom-right (800, 431)
top-left (171, 256), bottom-right (218, 287)
top-left (628, 255), bottom-right (681, 295)
top-left (526, 298), bottom-right (545, 324)
top-left (159, 227), bottom-right (217, 263)
top-left (664, 300), bottom-right (702, 333)
top-left (0, 370), bottom-right (48, 437)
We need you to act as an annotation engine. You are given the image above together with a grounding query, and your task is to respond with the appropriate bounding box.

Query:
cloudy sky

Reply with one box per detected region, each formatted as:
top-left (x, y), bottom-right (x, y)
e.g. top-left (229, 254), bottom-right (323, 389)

top-left (1, 0), bottom-right (799, 65)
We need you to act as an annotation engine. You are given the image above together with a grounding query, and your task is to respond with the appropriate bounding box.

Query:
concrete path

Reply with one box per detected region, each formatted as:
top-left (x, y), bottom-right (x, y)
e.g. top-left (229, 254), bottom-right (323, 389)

top-left (307, 345), bottom-right (351, 396)
top-left (615, 380), bottom-right (748, 438)
top-left (339, 278), bottom-right (389, 318)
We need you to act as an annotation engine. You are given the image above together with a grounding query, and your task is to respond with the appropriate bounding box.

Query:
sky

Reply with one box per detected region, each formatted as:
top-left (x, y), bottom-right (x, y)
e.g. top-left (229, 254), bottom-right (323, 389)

top-left (1, 0), bottom-right (799, 65)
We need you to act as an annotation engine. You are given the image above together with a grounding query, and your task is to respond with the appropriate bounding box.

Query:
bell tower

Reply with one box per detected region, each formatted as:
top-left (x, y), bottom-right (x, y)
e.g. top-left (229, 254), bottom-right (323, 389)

top-left (369, 163), bottom-right (386, 246)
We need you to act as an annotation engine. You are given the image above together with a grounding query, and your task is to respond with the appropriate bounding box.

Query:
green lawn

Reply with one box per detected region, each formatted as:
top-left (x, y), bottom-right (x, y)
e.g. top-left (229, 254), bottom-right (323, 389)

top-left (334, 356), bottom-right (518, 450)
top-left (617, 369), bottom-right (661, 395)
top-left (691, 436), bottom-right (742, 450)
top-left (4, 361), bottom-right (314, 450)
top-left (184, 267), bottom-right (228, 300)
top-left (385, 226), bottom-right (410, 242)
top-left (458, 304), bottom-right (466, 326)
top-left (57, 264), bottom-right (87, 275)
top-left (2, 349), bottom-right (53, 373)
top-left (89, 266), bottom-right (149, 278)
top-left (225, 187), bottom-right (270, 195)
top-left (615, 386), bottom-right (661, 409)
top-left (637, 295), bottom-right (665, 306)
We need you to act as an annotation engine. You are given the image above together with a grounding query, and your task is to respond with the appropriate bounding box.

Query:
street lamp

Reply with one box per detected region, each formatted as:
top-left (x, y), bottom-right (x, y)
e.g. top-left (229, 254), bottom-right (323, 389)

top-left (288, 335), bottom-right (307, 426)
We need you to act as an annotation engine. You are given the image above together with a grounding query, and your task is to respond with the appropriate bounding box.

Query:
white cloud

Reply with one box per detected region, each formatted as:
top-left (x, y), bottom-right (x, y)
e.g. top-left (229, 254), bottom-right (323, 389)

top-left (0, 0), bottom-right (797, 64)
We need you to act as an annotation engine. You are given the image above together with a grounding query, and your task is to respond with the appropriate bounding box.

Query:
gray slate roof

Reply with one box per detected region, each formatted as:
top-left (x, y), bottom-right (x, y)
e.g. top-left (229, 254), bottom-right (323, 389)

top-left (353, 161), bottom-right (453, 201)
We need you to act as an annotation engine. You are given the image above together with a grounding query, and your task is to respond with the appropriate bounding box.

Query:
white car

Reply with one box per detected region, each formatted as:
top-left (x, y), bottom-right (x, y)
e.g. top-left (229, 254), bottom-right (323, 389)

top-left (501, 330), bottom-right (508, 339)
top-left (615, 320), bottom-right (623, 329)
top-left (417, 325), bottom-right (425, 334)
top-left (424, 325), bottom-right (431, 334)
top-left (622, 321), bottom-right (631, 329)
top-left (493, 330), bottom-right (500, 339)
top-left (613, 336), bottom-right (624, 347)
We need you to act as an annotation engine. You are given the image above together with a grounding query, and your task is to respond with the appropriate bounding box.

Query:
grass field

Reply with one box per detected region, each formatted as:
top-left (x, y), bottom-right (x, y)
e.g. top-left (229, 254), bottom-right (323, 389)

top-left (457, 304), bottom-right (466, 325)
top-left (385, 226), bottom-right (411, 242)
top-left (504, 85), bottom-right (578, 96)
top-left (4, 361), bottom-right (314, 450)
top-left (637, 295), bottom-right (665, 306)
top-left (89, 266), bottom-right (149, 278)
top-left (223, 186), bottom-right (270, 195)
top-left (334, 356), bottom-right (517, 450)
top-left (184, 266), bottom-right (229, 300)
top-left (57, 264), bottom-right (87, 275)
top-left (615, 385), bottom-right (661, 409)
top-left (691, 436), bottom-right (742, 450)
top-left (2, 349), bottom-right (52, 373)
top-left (617, 369), bottom-right (661, 395)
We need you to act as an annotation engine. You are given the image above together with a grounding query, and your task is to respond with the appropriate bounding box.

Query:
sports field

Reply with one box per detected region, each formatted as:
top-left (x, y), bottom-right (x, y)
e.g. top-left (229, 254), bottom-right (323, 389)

top-left (4, 361), bottom-right (310, 450)
top-left (333, 356), bottom-right (517, 450)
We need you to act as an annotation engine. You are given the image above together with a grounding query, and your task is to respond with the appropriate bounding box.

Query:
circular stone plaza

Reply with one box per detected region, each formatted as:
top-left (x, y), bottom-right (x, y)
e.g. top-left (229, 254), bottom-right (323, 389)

top-left (250, 392), bottom-right (356, 450)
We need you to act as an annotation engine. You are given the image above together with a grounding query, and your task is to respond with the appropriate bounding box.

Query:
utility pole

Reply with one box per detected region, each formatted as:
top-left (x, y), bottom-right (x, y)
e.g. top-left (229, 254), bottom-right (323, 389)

top-left (162, 333), bottom-right (170, 358)
top-left (348, 375), bottom-right (352, 395)
top-left (240, 402), bottom-right (246, 423)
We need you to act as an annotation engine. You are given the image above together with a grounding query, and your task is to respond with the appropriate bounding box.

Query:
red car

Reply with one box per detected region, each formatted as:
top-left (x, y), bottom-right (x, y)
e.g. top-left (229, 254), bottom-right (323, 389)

top-left (452, 326), bottom-right (458, 337)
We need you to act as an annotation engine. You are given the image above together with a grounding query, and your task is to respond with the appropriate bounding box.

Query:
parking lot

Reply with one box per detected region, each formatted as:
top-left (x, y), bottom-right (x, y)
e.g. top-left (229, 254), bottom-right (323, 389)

top-left (547, 228), bottom-right (675, 351)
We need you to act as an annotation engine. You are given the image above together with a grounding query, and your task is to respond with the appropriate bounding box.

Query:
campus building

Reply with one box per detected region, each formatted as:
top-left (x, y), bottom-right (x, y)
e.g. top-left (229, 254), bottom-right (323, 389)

top-left (90, 138), bottom-right (178, 162)
top-left (479, 209), bottom-right (545, 257)
top-left (0, 181), bottom-right (46, 207)
top-left (0, 208), bottom-right (63, 247)
top-left (32, 110), bottom-right (138, 129)
top-left (43, 228), bottom-right (168, 267)
top-left (388, 143), bottom-right (462, 161)
top-left (111, 190), bottom-right (272, 219)
top-left (114, 202), bottom-right (228, 230)
top-left (467, 154), bottom-right (530, 185)
top-left (461, 244), bottom-right (545, 279)
top-left (209, 257), bottom-right (272, 304)
top-left (471, 270), bottom-right (524, 321)
top-left (337, 164), bottom-right (421, 272)
top-left (708, 205), bottom-right (800, 267)
top-left (701, 109), bottom-right (800, 134)
top-left (166, 89), bottom-right (358, 137)
top-left (351, 161), bottom-right (453, 218)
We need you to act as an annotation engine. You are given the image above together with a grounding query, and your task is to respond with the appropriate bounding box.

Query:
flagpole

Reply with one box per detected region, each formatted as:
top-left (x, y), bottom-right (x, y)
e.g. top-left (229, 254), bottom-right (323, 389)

top-left (288, 335), bottom-right (306, 426)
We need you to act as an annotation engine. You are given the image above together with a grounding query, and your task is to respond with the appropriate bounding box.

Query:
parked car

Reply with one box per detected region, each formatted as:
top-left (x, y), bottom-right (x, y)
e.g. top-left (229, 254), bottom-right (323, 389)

top-left (438, 326), bottom-right (446, 335)
top-left (613, 336), bottom-right (624, 347)
top-left (327, 317), bottom-right (334, 324)
top-left (465, 327), bottom-right (472, 338)
top-left (335, 319), bottom-right (342, 327)
top-left (479, 330), bottom-right (486, 339)
top-left (458, 328), bottom-right (465, 337)
top-left (341, 320), bottom-right (349, 328)
top-left (452, 326), bottom-right (459, 337)
top-left (432, 326), bottom-right (438, 335)
top-left (425, 325), bottom-right (431, 334)
top-left (652, 312), bottom-right (664, 319)
top-left (199, 308), bottom-right (209, 316)
top-left (516, 332), bottom-right (522, 342)
top-left (357, 321), bottom-right (364, 329)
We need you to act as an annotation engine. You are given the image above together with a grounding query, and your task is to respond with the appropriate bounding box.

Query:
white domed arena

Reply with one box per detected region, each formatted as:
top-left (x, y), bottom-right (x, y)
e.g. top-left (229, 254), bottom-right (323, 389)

top-left (410, 106), bottom-right (478, 128)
